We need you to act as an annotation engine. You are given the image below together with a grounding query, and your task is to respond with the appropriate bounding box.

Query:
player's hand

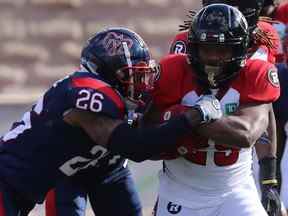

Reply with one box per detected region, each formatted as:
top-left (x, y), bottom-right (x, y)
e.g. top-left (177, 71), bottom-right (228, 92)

top-left (193, 94), bottom-right (222, 123)
top-left (261, 183), bottom-right (282, 216)
top-left (259, 156), bottom-right (282, 216)
top-left (127, 110), bottom-right (143, 127)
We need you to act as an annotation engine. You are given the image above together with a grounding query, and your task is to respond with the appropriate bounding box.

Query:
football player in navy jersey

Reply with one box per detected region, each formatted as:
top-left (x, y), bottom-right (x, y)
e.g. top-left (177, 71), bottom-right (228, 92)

top-left (0, 27), bottom-right (222, 215)
top-left (273, 62), bottom-right (288, 215)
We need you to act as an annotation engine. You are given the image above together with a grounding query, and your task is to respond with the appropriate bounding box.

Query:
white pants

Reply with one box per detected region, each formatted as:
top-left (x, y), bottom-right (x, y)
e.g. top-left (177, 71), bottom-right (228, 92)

top-left (154, 180), bottom-right (267, 216)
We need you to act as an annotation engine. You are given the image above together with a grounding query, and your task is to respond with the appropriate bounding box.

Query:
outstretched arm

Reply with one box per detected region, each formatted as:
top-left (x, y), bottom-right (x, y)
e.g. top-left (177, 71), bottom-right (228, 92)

top-left (63, 94), bottom-right (222, 162)
top-left (63, 108), bottom-right (202, 162)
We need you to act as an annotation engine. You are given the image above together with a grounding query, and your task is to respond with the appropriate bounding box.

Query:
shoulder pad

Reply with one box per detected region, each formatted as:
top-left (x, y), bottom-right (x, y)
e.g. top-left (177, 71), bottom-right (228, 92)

top-left (240, 59), bottom-right (280, 103)
top-left (169, 32), bottom-right (188, 54)
top-left (152, 54), bottom-right (193, 111)
top-left (68, 76), bottom-right (125, 118)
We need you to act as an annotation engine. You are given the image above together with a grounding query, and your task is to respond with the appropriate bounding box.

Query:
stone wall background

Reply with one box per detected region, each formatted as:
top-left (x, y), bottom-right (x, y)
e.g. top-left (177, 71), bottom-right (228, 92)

top-left (0, 0), bottom-right (201, 103)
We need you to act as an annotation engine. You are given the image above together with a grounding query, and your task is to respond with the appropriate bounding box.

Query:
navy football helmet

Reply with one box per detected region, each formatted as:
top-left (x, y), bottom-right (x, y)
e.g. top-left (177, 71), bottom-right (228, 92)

top-left (188, 4), bottom-right (249, 88)
top-left (202, 0), bottom-right (265, 31)
top-left (81, 27), bottom-right (156, 104)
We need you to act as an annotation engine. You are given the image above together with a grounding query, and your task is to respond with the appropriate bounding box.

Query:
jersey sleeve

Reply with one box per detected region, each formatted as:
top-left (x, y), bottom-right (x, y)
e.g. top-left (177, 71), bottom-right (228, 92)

top-left (169, 32), bottom-right (188, 54)
top-left (273, 63), bottom-right (288, 123)
top-left (151, 59), bottom-right (174, 111)
top-left (151, 55), bottom-right (186, 111)
top-left (241, 60), bottom-right (280, 103)
top-left (67, 76), bottom-right (125, 119)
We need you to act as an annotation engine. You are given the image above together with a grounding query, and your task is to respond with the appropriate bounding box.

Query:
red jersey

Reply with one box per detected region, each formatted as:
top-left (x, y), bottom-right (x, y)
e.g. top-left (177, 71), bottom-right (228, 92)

top-left (152, 54), bottom-right (280, 162)
top-left (169, 20), bottom-right (281, 64)
top-left (169, 31), bottom-right (188, 54)
top-left (152, 54), bottom-right (280, 200)
top-left (275, 2), bottom-right (288, 24)
top-left (153, 54), bottom-right (279, 112)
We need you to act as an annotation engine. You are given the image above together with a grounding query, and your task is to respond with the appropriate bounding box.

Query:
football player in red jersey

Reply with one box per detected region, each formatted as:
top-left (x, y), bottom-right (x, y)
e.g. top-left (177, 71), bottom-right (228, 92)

top-left (169, 1), bottom-right (284, 216)
top-left (151, 4), bottom-right (280, 216)
top-left (170, 0), bottom-right (281, 63)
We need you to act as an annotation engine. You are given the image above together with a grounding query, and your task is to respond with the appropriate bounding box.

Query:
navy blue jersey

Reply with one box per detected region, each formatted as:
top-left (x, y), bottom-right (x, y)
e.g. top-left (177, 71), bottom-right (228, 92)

top-left (273, 63), bottom-right (288, 125)
top-left (0, 70), bottom-right (127, 203)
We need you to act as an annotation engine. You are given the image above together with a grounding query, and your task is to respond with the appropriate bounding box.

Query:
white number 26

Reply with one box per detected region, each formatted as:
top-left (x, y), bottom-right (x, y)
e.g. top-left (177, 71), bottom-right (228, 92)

top-left (76, 89), bottom-right (104, 112)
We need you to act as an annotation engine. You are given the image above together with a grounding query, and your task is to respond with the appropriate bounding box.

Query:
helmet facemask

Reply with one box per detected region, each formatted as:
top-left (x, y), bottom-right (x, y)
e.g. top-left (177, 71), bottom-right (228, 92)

top-left (116, 60), bottom-right (157, 106)
top-left (193, 43), bottom-right (246, 88)
top-left (188, 4), bottom-right (249, 89)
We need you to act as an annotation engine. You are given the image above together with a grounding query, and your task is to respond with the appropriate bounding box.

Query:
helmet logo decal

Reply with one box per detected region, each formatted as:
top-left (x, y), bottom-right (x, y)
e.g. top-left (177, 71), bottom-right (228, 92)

top-left (102, 32), bottom-right (133, 56)
top-left (205, 10), bottom-right (228, 29)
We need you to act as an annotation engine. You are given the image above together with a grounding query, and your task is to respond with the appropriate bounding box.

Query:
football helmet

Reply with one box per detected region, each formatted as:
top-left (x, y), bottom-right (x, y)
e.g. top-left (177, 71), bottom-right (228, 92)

top-left (80, 27), bottom-right (156, 104)
top-left (188, 4), bottom-right (249, 88)
top-left (202, 0), bottom-right (265, 31)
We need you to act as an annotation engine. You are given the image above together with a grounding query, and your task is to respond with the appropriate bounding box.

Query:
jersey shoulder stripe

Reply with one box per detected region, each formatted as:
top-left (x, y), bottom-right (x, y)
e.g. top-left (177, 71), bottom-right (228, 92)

top-left (71, 77), bottom-right (125, 111)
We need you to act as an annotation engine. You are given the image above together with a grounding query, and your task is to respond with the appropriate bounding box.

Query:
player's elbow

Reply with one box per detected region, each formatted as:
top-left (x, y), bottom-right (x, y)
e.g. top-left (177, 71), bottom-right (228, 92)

top-left (236, 132), bottom-right (255, 148)
top-left (240, 132), bottom-right (263, 148)
top-left (239, 118), bottom-right (269, 148)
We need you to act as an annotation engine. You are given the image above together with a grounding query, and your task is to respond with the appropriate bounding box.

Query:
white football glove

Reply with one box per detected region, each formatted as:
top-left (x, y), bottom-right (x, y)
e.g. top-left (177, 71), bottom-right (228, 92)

top-left (194, 94), bottom-right (222, 123)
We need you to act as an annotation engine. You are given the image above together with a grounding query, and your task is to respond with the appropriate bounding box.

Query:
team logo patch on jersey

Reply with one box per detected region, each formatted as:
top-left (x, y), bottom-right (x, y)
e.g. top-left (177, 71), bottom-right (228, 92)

top-left (171, 41), bottom-right (186, 54)
top-left (268, 68), bottom-right (279, 87)
top-left (167, 202), bottom-right (182, 214)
